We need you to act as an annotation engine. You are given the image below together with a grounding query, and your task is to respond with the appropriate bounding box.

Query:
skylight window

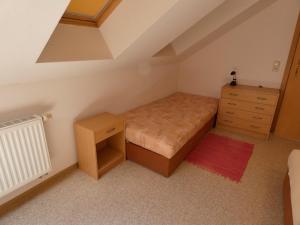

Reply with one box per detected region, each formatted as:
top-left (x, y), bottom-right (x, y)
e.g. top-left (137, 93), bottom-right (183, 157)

top-left (60, 0), bottom-right (121, 27)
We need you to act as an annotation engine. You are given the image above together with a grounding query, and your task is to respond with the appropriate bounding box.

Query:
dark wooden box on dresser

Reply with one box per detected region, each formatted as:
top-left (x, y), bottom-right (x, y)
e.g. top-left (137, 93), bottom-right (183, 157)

top-left (217, 84), bottom-right (279, 139)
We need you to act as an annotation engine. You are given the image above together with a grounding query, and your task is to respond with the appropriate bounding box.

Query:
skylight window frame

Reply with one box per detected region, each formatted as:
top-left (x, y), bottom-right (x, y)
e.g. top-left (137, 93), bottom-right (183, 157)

top-left (60, 0), bottom-right (121, 27)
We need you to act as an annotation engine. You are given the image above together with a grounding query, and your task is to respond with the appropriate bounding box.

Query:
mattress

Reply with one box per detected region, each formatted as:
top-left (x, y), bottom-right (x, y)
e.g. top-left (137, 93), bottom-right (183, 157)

top-left (288, 149), bottom-right (300, 225)
top-left (124, 92), bottom-right (218, 159)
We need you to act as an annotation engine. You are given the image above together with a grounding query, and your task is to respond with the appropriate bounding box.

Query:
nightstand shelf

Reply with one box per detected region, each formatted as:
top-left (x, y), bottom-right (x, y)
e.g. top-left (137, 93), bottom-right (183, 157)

top-left (74, 112), bottom-right (125, 179)
top-left (96, 141), bottom-right (124, 177)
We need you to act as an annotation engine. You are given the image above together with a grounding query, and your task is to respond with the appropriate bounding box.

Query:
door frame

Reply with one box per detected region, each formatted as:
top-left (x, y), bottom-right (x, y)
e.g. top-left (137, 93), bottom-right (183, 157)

top-left (272, 12), bottom-right (300, 131)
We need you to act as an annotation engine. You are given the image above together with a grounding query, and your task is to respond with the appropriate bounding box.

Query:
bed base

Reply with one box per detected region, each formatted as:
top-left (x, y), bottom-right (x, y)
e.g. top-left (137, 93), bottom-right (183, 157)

top-left (126, 117), bottom-right (215, 177)
top-left (283, 173), bottom-right (293, 225)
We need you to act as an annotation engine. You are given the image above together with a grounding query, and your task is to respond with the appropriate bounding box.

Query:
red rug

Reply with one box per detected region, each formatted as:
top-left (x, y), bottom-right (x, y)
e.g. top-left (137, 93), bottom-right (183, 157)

top-left (186, 133), bottom-right (254, 182)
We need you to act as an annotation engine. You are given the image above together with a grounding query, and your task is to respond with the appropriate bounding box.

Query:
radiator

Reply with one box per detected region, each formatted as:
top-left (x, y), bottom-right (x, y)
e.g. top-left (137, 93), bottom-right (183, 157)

top-left (0, 115), bottom-right (51, 198)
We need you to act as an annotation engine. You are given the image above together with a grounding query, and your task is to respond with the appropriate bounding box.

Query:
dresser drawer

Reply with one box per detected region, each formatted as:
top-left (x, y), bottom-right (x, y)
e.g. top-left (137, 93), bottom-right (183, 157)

top-left (94, 122), bottom-right (124, 143)
top-left (218, 116), bottom-right (270, 134)
top-left (222, 88), bottom-right (278, 105)
top-left (219, 107), bottom-right (273, 125)
top-left (220, 99), bottom-right (276, 115)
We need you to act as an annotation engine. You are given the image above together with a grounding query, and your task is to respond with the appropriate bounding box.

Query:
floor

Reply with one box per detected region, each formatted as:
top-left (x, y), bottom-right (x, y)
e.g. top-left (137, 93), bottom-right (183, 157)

top-left (0, 129), bottom-right (299, 225)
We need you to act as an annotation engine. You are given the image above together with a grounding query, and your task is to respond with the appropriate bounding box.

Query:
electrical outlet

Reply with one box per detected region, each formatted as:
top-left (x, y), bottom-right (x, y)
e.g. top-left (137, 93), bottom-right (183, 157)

top-left (272, 60), bottom-right (281, 72)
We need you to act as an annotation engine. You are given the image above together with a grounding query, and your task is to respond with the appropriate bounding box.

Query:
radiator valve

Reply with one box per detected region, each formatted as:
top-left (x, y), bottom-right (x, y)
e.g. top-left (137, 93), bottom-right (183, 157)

top-left (42, 113), bottom-right (53, 122)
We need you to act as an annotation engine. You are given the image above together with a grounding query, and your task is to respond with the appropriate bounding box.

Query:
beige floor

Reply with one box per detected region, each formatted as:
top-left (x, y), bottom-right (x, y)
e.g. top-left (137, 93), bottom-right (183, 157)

top-left (0, 128), bottom-right (299, 225)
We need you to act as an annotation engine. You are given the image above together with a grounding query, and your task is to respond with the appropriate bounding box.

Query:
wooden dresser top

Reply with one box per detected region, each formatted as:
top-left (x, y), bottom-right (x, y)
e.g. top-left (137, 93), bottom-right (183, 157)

top-left (223, 84), bottom-right (280, 95)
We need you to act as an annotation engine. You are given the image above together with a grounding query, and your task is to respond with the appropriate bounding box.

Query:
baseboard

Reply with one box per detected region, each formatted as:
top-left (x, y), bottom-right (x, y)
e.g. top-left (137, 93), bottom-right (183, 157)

top-left (0, 163), bottom-right (78, 217)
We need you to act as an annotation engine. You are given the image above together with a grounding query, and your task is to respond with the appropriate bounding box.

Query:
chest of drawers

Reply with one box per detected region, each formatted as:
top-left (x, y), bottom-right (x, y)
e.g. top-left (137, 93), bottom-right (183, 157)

top-left (217, 84), bottom-right (279, 139)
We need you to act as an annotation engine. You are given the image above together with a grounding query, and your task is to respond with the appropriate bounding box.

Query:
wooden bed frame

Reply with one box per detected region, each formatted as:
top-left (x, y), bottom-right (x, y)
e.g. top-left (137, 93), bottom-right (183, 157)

top-left (126, 116), bottom-right (215, 177)
top-left (283, 173), bottom-right (294, 225)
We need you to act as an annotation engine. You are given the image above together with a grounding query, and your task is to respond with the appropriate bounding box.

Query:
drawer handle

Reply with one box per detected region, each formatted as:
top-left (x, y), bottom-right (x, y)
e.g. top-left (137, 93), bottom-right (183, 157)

top-left (255, 106), bottom-right (265, 111)
top-left (253, 116), bottom-right (263, 120)
top-left (227, 102), bottom-right (237, 106)
top-left (229, 93), bottom-right (239, 97)
top-left (225, 111), bottom-right (235, 115)
top-left (250, 125), bottom-right (260, 129)
top-left (106, 127), bottom-right (116, 133)
top-left (257, 97), bottom-right (267, 101)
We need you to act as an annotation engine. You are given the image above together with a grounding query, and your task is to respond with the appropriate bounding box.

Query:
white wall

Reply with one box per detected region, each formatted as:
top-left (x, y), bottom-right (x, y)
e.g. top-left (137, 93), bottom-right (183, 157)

top-left (178, 0), bottom-right (300, 97)
top-left (0, 63), bottom-right (178, 204)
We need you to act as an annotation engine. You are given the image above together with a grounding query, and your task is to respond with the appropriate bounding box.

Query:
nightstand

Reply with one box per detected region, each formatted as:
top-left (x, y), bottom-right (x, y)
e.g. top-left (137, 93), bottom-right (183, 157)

top-left (74, 112), bottom-right (125, 179)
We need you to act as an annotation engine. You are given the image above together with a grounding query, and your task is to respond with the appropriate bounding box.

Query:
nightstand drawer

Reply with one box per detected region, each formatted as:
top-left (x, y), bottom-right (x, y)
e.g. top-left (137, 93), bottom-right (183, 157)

top-left (95, 122), bottom-right (124, 143)
top-left (218, 116), bottom-right (270, 134)
top-left (219, 107), bottom-right (273, 124)
top-left (220, 99), bottom-right (275, 115)
top-left (222, 89), bottom-right (278, 105)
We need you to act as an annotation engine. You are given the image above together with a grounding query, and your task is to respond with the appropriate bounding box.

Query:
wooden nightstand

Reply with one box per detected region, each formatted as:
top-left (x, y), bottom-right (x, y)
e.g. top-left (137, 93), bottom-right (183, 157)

top-left (74, 112), bottom-right (125, 179)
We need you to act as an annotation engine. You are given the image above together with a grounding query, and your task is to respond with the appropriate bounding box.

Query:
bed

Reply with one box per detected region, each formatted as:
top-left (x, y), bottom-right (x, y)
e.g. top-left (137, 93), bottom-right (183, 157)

top-left (284, 150), bottom-right (300, 225)
top-left (124, 92), bottom-right (219, 177)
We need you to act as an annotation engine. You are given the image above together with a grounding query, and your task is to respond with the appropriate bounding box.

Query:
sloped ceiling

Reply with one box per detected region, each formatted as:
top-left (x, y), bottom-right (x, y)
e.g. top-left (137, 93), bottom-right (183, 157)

top-left (105, 0), bottom-right (226, 63)
top-left (100, 0), bottom-right (225, 60)
top-left (0, 0), bottom-right (279, 85)
top-left (39, 0), bottom-right (225, 64)
top-left (0, 0), bottom-right (226, 84)
top-left (37, 24), bottom-right (112, 63)
top-left (0, 1), bottom-right (70, 66)
top-left (172, 0), bottom-right (278, 59)
top-left (0, 0), bottom-right (72, 84)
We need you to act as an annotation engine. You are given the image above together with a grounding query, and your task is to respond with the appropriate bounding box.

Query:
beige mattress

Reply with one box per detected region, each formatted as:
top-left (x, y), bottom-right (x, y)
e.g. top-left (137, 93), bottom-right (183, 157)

top-left (288, 150), bottom-right (300, 225)
top-left (124, 92), bottom-right (218, 159)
